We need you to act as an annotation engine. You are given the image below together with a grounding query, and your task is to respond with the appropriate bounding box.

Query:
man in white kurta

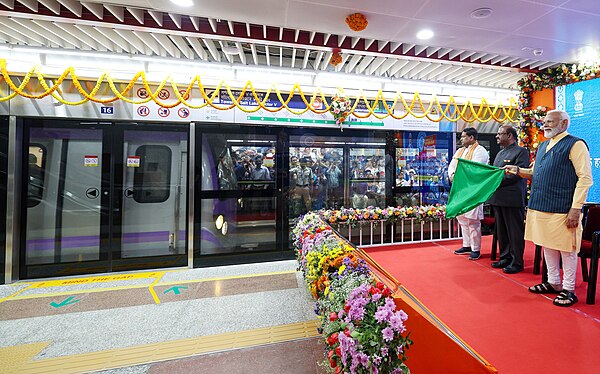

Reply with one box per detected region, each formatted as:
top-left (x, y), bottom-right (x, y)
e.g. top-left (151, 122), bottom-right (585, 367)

top-left (448, 127), bottom-right (490, 260)
top-left (506, 110), bottom-right (592, 307)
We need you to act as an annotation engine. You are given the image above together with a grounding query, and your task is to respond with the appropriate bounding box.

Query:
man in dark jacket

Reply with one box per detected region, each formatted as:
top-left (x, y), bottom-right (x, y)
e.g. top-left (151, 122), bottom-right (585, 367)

top-left (487, 125), bottom-right (530, 274)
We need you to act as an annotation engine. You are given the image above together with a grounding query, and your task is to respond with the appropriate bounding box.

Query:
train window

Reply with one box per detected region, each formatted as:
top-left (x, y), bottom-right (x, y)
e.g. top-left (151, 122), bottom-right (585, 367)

top-left (27, 145), bottom-right (46, 208)
top-left (201, 134), bottom-right (276, 191)
top-left (133, 145), bottom-right (172, 203)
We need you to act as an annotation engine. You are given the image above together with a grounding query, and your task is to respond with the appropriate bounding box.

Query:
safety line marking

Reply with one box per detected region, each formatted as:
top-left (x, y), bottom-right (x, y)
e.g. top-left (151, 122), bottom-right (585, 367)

top-left (148, 271), bottom-right (166, 304)
top-left (7, 270), bottom-right (298, 301)
top-left (0, 284), bottom-right (34, 304)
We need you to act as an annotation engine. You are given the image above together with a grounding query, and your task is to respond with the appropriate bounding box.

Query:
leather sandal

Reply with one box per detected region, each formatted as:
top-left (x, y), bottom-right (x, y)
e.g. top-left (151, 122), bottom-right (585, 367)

top-left (529, 282), bottom-right (561, 294)
top-left (553, 290), bottom-right (578, 307)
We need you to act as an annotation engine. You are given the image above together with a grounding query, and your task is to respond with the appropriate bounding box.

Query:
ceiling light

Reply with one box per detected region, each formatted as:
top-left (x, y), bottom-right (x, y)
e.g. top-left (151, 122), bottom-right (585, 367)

top-left (416, 29), bottom-right (434, 40)
top-left (170, 0), bottom-right (194, 7)
top-left (470, 8), bottom-right (493, 19)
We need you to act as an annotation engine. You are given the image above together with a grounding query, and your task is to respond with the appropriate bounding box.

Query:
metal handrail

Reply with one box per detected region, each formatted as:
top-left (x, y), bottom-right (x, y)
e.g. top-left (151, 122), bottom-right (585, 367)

top-left (336, 217), bottom-right (461, 247)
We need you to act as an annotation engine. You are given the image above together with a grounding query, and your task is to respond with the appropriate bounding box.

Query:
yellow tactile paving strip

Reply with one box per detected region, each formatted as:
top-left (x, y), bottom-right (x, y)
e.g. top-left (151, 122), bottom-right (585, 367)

top-left (0, 320), bottom-right (320, 374)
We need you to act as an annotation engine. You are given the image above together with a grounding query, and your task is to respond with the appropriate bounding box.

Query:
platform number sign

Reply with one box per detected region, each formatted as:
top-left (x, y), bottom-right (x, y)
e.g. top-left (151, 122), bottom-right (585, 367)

top-left (100, 106), bottom-right (114, 114)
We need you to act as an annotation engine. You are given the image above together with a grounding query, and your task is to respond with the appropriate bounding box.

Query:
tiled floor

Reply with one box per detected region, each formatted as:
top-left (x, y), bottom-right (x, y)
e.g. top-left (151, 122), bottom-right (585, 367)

top-left (0, 260), bottom-right (322, 373)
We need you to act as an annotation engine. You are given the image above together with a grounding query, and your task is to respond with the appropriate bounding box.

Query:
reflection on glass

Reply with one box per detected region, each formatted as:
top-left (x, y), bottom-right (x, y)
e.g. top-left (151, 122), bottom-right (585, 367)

top-left (200, 197), bottom-right (276, 254)
top-left (349, 148), bottom-right (385, 209)
top-left (28, 145), bottom-right (46, 208)
top-left (288, 147), bottom-right (344, 219)
top-left (395, 132), bottom-right (451, 206)
top-left (202, 134), bottom-right (276, 191)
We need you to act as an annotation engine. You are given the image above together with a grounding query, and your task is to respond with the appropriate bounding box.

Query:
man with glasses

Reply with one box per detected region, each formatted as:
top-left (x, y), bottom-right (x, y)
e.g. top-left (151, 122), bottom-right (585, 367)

top-left (487, 125), bottom-right (530, 273)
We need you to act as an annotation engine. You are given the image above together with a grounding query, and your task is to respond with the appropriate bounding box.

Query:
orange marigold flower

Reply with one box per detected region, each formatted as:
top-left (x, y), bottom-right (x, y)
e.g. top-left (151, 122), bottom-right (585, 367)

top-left (345, 13), bottom-right (368, 32)
top-left (330, 51), bottom-right (342, 66)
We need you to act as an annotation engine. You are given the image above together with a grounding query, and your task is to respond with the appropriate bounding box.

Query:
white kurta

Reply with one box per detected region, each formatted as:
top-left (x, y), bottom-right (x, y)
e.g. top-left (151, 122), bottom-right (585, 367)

top-left (524, 132), bottom-right (593, 252)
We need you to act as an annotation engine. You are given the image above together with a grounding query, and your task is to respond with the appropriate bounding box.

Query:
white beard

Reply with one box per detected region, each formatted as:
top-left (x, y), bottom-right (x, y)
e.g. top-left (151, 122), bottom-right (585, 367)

top-left (543, 127), bottom-right (561, 138)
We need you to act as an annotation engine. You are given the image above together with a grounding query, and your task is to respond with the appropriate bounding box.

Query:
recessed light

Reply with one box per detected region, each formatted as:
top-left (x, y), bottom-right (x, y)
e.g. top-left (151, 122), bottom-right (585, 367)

top-left (470, 7), bottom-right (493, 19)
top-left (170, 0), bottom-right (194, 7)
top-left (416, 29), bottom-right (434, 40)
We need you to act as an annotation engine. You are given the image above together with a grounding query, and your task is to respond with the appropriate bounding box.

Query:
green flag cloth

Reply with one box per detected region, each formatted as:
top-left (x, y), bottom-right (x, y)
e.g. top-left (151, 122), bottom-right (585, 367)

top-left (445, 158), bottom-right (505, 219)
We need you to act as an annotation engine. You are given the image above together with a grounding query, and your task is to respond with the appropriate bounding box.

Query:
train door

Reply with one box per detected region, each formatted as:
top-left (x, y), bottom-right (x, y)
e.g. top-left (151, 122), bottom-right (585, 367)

top-left (392, 131), bottom-right (453, 206)
top-left (196, 131), bottom-right (280, 262)
top-left (21, 121), bottom-right (188, 278)
top-left (288, 143), bottom-right (345, 219)
top-left (348, 145), bottom-right (387, 209)
top-left (1, 117), bottom-right (8, 284)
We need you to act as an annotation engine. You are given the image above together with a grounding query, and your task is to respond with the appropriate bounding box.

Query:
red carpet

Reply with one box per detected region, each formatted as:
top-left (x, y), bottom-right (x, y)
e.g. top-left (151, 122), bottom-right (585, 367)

top-left (364, 236), bottom-right (600, 374)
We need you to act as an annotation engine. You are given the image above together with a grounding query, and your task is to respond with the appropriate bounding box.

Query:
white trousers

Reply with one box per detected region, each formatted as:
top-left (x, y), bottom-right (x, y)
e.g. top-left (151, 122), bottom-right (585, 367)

top-left (544, 247), bottom-right (578, 292)
top-left (457, 215), bottom-right (482, 252)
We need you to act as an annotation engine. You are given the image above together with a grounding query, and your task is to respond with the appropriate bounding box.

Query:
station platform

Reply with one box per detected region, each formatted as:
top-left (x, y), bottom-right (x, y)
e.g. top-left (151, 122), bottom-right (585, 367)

top-left (0, 261), bottom-right (322, 373)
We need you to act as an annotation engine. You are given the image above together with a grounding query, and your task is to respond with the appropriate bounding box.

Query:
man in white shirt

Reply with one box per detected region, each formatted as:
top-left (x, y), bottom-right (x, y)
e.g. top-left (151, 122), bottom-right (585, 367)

top-left (448, 127), bottom-right (490, 260)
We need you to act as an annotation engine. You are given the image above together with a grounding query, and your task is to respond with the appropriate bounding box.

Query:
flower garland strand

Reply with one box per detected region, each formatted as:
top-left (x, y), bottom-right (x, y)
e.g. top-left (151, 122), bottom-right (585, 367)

top-left (517, 62), bottom-right (600, 157)
top-left (0, 59), bottom-right (519, 123)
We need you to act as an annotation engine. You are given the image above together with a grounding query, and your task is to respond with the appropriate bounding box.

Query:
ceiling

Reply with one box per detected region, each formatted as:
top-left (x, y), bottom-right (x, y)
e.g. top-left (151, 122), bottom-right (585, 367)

top-left (0, 0), bottom-right (599, 90)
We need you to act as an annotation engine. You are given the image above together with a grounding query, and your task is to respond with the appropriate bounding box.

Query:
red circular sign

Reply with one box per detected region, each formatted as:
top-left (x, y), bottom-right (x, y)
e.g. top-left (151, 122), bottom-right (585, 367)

top-left (158, 107), bottom-right (170, 117)
top-left (137, 106), bottom-right (150, 117)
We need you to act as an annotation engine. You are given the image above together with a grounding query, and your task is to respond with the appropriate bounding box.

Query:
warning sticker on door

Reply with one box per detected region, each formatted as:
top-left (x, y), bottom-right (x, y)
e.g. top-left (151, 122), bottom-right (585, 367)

top-left (127, 156), bottom-right (141, 167)
top-left (84, 155), bottom-right (99, 167)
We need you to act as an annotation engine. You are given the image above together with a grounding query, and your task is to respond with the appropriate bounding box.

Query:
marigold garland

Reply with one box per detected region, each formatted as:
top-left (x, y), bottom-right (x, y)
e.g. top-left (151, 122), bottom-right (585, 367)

top-left (516, 62), bottom-right (600, 158)
top-left (330, 50), bottom-right (342, 66)
top-left (345, 13), bottom-right (368, 32)
top-left (0, 58), bottom-right (519, 123)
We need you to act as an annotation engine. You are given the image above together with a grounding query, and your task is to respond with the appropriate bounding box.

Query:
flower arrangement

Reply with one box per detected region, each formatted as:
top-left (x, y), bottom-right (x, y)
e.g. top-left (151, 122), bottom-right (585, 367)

top-left (321, 205), bottom-right (446, 226)
top-left (330, 50), bottom-right (343, 67)
top-left (516, 63), bottom-right (600, 156)
top-left (345, 13), bottom-right (368, 32)
top-left (294, 212), bottom-right (412, 373)
top-left (330, 91), bottom-right (352, 129)
top-left (518, 105), bottom-right (547, 159)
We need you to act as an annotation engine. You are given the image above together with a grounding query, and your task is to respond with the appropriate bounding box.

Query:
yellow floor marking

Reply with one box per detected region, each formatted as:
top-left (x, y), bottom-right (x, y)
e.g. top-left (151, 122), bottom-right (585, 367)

top-left (8, 270), bottom-right (298, 301)
top-left (0, 342), bottom-right (50, 373)
top-left (3, 320), bottom-right (319, 374)
top-left (29, 271), bottom-right (166, 288)
top-left (148, 271), bottom-right (166, 304)
top-left (0, 284), bottom-right (33, 304)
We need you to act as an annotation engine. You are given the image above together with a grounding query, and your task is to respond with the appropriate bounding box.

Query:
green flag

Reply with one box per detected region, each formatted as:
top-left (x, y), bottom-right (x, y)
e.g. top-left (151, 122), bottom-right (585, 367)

top-left (446, 158), bottom-right (504, 219)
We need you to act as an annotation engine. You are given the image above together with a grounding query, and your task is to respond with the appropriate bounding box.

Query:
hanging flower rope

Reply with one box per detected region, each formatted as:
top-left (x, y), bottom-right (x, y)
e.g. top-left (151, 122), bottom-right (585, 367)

top-left (516, 62), bottom-right (600, 157)
top-left (0, 59), bottom-right (519, 123)
top-left (345, 13), bottom-right (368, 32)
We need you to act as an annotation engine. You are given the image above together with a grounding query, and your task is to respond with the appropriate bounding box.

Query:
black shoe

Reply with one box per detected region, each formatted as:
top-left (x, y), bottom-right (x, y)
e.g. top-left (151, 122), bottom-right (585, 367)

top-left (503, 265), bottom-right (523, 274)
top-left (468, 251), bottom-right (481, 260)
top-left (491, 260), bottom-right (510, 269)
top-left (454, 247), bottom-right (472, 255)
